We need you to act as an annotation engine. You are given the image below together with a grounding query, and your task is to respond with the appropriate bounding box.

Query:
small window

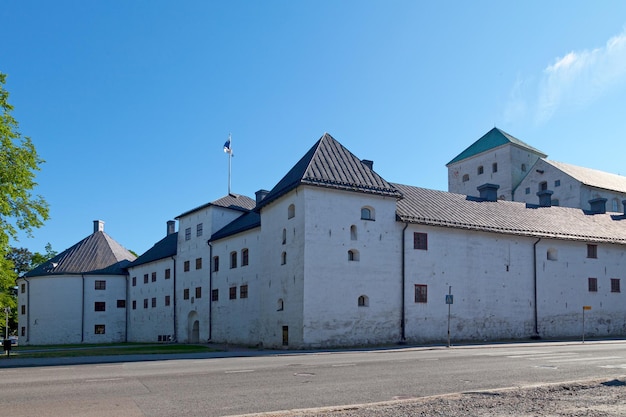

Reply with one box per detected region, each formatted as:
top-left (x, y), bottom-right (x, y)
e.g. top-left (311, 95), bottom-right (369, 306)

top-left (184, 260), bottom-right (190, 272)
top-left (242, 248), bottom-right (249, 266)
top-left (358, 295), bottom-right (369, 307)
top-left (348, 249), bottom-right (359, 261)
top-left (165, 268), bottom-right (171, 279)
top-left (94, 302), bottom-right (106, 312)
top-left (196, 223), bottom-right (203, 237)
top-left (132, 300), bottom-right (137, 310)
top-left (165, 295), bottom-right (171, 306)
top-left (462, 174), bottom-right (469, 182)
top-left (350, 225), bottom-right (357, 240)
top-left (477, 166), bottom-right (484, 175)
top-left (414, 232), bottom-right (428, 250)
top-left (117, 300), bottom-right (126, 308)
top-left (213, 256), bottom-right (219, 272)
top-left (492, 163), bottom-right (498, 173)
top-left (230, 251), bottom-right (237, 269)
top-left (521, 163), bottom-right (526, 172)
top-left (547, 248), bottom-right (558, 261)
top-left (229, 287), bottom-right (237, 300)
top-left (611, 278), bottom-right (621, 293)
top-left (588, 277), bottom-right (598, 292)
top-left (281, 251), bottom-right (287, 265)
top-left (21, 305), bottom-right (25, 315)
top-left (554, 180), bottom-right (561, 187)
top-left (144, 274), bottom-right (149, 284)
top-left (525, 187), bottom-right (530, 195)
top-left (21, 327), bottom-right (25, 337)
top-left (211, 289), bottom-right (219, 302)
top-left (415, 284), bottom-right (427, 303)
top-left (183, 289), bottom-right (190, 300)
top-left (277, 298), bottom-right (284, 311)
top-left (185, 227), bottom-right (191, 241)
top-left (539, 181), bottom-right (548, 191)
top-left (132, 276), bottom-right (137, 287)
top-left (240, 284), bottom-right (248, 299)
top-left (361, 207), bottom-right (374, 220)
top-left (282, 228), bottom-right (287, 245)
top-left (196, 257), bottom-right (202, 270)
top-left (143, 299), bottom-right (148, 309)
top-left (587, 244), bottom-right (598, 259)
top-left (288, 204), bottom-right (295, 219)
top-left (151, 297), bottom-right (156, 308)
top-left (95, 280), bottom-right (106, 290)
top-left (94, 325), bottom-right (105, 335)
top-left (195, 287), bottom-right (202, 299)
top-left (151, 272), bottom-right (156, 282)
top-left (21, 283), bottom-right (25, 293)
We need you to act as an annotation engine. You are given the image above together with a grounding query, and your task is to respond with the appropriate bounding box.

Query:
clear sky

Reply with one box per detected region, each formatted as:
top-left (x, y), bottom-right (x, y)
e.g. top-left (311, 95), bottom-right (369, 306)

top-left (2, 1), bottom-right (626, 256)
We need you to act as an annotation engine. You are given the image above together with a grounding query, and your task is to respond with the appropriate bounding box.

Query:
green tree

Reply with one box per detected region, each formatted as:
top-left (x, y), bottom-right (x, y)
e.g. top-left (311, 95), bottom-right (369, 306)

top-left (0, 72), bottom-right (49, 336)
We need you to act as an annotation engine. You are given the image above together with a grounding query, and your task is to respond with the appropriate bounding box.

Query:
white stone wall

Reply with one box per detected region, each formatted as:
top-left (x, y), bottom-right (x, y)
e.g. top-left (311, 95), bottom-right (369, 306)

top-left (82, 275), bottom-right (128, 343)
top-left (127, 258), bottom-right (175, 342)
top-left (514, 159), bottom-right (582, 208)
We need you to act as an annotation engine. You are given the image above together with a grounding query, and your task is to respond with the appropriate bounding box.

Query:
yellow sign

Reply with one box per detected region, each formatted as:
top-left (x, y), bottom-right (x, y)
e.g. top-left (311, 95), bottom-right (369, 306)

top-left (583, 306), bottom-right (592, 310)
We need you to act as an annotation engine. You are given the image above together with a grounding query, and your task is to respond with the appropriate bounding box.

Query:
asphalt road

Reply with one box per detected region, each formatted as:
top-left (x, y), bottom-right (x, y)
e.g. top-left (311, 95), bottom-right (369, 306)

top-left (1, 341), bottom-right (625, 417)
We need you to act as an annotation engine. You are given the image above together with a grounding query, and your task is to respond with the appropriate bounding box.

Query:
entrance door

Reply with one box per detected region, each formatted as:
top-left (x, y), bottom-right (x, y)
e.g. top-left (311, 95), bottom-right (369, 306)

top-left (190, 320), bottom-right (200, 343)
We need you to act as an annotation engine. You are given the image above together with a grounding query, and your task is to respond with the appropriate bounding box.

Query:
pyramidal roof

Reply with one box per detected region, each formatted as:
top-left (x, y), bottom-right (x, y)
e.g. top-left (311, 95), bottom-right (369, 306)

top-left (25, 221), bottom-right (136, 277)
top-left (256, 133), bottom-right (402, 210)
top-left (447, 128), bottom-right (547, 166)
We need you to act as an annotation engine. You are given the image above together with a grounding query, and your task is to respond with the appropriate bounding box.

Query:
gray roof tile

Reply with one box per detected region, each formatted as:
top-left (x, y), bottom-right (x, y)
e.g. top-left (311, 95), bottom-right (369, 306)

top-left (176, 194), bottom-right (255, 219)
top-left (545, 160), bottom-right (626, 194)
top-left (127, 232), bottom-right (178, 268)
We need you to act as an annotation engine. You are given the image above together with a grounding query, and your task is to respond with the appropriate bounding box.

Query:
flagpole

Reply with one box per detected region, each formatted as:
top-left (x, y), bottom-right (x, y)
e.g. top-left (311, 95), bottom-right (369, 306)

top-left (224, 133), bottom-right (232, 195)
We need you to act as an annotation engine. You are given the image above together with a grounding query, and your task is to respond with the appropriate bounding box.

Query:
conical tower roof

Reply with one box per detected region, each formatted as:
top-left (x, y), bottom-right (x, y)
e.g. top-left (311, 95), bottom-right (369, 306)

top-left (25, 221), bottom-right (136, 277)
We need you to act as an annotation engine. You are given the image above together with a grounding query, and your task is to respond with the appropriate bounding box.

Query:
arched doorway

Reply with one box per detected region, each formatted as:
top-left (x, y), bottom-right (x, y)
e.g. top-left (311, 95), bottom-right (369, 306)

top-left (188, 311), bottom-right (200, 343)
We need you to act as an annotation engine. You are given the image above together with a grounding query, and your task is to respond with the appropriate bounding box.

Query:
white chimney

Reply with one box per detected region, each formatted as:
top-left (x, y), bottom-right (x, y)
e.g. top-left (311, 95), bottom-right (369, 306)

top-left (93, 220), bottom-right (105, 233)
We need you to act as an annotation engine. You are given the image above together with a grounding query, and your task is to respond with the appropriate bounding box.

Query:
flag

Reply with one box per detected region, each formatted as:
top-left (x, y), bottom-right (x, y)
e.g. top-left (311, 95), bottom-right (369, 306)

top-left (223, 138), bottom-right (232, 153)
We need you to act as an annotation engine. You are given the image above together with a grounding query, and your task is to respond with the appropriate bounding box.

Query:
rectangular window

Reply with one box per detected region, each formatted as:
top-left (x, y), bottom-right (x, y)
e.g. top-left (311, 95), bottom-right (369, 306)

top-left (230, 252), bottom-right (237, 269)
top-left (492, 163), bottom-right (498, 173)
top-left (165, 295), bottom-right (171, 306)
top-left (152, 297), bottom-right (156, 308)
top-left (213, 256), bottom-right (219, 272)
top-left (587, 244), bottom-right (598, 259)
top-left (229, 287), bottom-right (237, 300)
top-left (21, 327), bottom-right (25, 337)
top-left (525, 187), bottom-right (530, 195)
top-left (242, 249), bottom-right (249, 266)
top-left (555, 180), bottom-right (561, 187)
top-left (588, 277), bottom-right (598, 292)
top-left (195, 257), bottom-right (202, 270)
top-left (132, 276), bottom-right (137, 286)
top-left (151, 272), bottom-right (157, 282)
top-left (240, 284), bottom-right (248, 299)
top-left (117, 299), bottom-right (126, 308)
top-left (184, 288), bottom-right (190, 300)
top-left (143, 299), bottom-right (148, 309)
top-left (212, 289), bottom-right (219, 302)
top-left (611, 278), bottom-right (621, 293)
top-left (414, 284), bottom-right (428, 303)
top-left (185, 227), bottom-right (191, 241)
top-left (413, 232), bottom-right (428, 250)
top-left (197, 223), bottom-right (203, 237)
top-left (184, 260), bottom-right (190, 272)
top-left (165, 268), bottom-right (171, 279)
top-left (21, 283), bottom-right (25, 293)
top-left (132, 300), bottom-right (137, 310)
top-left (144, 274), bottom-right (149, 284)
top-left (21, 305), bottom-right (25, 315)
top-left (95, 280), bottom-right (106, 290)
top-left (195, 287), bottom-right (202, 299)
top-left (94, 302), bottom-right (106, 312)
top-left (94, 325), bottom-right (105, 335)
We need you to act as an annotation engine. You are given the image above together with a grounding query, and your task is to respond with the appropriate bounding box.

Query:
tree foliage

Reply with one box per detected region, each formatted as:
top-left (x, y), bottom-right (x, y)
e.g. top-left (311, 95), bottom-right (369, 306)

top-left (0, 72), bottom-right (49, 257)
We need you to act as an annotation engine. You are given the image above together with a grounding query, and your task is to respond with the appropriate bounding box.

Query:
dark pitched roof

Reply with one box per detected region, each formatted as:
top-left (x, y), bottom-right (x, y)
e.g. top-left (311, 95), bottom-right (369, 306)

top-left (25, 231), bottom-right (137, 277)
top-left (256, 133), bottom-right (402, 210)
top-left (176, 194), bottom-right (255, 219)
top-left (127, 232), bottom-right (178, 268)
top-left (210, 211), bottom-right (261, 241)
top-left (393, 183), bottom-right (626, 244)
top-left (447, 128), bottom-right (547, 166)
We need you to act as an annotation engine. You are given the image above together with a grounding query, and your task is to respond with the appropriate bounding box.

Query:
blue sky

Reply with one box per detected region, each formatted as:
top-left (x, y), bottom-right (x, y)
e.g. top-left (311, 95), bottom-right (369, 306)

top-left (2, 1), bottom-right (626, 256)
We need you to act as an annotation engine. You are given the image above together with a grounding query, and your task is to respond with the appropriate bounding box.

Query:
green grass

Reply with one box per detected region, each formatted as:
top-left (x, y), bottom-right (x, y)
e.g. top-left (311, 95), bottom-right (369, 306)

top-left (0, 343), bottom-right (219, 359)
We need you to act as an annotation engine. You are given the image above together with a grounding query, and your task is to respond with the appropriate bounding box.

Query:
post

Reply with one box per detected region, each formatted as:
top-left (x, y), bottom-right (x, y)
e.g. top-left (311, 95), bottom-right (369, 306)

top-left (447, 286), bottom-right (452, 348)
top-left (582, 306), bottom-right (591, 343)
top-left (4, 306), bottom-right (10, 340)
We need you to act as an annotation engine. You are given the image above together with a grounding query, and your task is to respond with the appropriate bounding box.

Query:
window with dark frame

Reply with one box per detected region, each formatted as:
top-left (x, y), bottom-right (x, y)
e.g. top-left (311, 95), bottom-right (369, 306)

top-left (94, 325), bottom-right (105, 335)
top-left (462, 174), bottom-right (469, 182)
top-left (152, 297), bottom-right (156, 308)
top-left (414, 232), bottom-right (428, 250)
top-left (588, 277), bottom-right (598, 292)
top-left (611, 278), bottom-right (621, 293)
top-left (230, 251), bottom-right (237, 269)
top-left (132, 300), bottom-right (137, 310)
top-left (196, 257), bottom-right (202, 270)
top-left (195, 287), bottom-right (202, 299)
top-left (477, 166), bottom-right (484, 175)
top-left (197, 223), bottom-right (203, 237)
top-left (144, 299), bottom-right (148, 309)
top-left (492, 163), bottom-right (498, 173)
top-left (94, 302), bottom-right (106, 311)
top-left (414, 284), bottom-right (428, 303)
top-left (165, 268), bottom-right (171, 279)
top-left (117, 299), bottom-right (126, 308)
top-left (132, 276), bottom-right (137, 286)
top-left (185, 227), bottom-right (191, 240)
top-left (144, 274), bottom-right (149, 284)
top-left (229, 287), bottom-right (237, 300)
top-left (184, 288), bottom-right (190, 300)
top-left (213, 256), bottom-right (219, 272)
top-left (21, 305), bottom-right (25, 314)
top-left (212, 289), bottom-right (219, 301)
top-left (21, 326), bottom-right (25, 337)
top-left (95, 280), bottom-right (106, 290)
top-left (184, 260), bottom-right (190, 272)
top-left (361, 207), bottom-right (374, 220)
top-left (21, 283), bottom-right (25, 293)
top-left (151, 272), bottom-right (156, 282)
top-left (165, 295), bottom-right (171, 306)
top-left (587, 244), bottom-right (598, 259)
top-left (281, 251), bottom-right (286, 265)
top-left (240, 284), bottom-right (248, 299)
top-left (242, 248), bottom-right (249, 266)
